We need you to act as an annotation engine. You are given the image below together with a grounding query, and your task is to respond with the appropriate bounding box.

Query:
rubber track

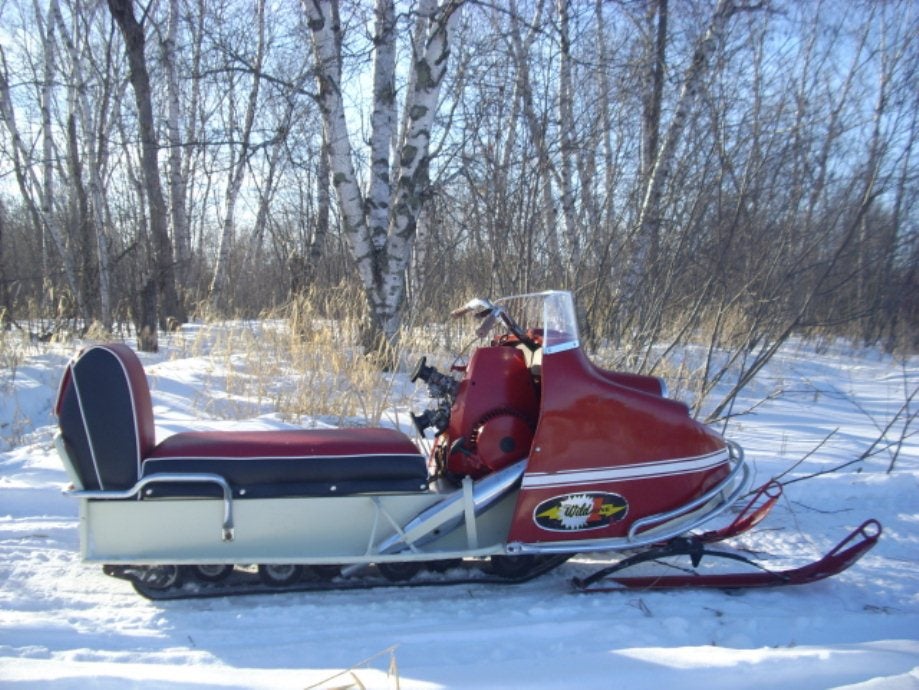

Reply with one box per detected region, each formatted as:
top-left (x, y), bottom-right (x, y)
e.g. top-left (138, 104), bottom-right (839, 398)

top-left (105, 556), bottom-right (571, 601)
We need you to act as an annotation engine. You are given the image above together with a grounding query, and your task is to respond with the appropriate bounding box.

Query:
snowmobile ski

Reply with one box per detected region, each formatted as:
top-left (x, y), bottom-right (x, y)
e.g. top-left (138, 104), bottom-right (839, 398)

top-left (696, 479), bottom-right (783, 544)
top-left (572, 519), bottom-right (881, 592)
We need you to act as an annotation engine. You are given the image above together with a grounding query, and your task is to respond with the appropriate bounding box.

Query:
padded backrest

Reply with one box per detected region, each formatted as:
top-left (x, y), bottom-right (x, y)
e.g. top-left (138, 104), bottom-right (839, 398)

top-left (54, 344), bottom-right (156, 490)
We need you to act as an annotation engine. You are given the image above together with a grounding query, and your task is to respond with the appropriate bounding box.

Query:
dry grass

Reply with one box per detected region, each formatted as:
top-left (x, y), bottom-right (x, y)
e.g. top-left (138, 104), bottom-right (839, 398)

top-left (168, 284), bottom-right (438, 428)
top-left (0, 330), bottom-right (27, 378)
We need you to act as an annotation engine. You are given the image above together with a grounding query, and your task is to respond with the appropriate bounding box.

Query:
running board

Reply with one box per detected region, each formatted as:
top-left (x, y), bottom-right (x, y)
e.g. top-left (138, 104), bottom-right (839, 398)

top-left (573, 519), bottom-right (881, 592)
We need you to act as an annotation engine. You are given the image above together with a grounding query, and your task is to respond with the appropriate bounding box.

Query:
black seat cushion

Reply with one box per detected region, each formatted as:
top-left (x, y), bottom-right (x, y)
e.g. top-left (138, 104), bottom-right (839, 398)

top-left (54, 344), bottom-right (156, 490)
top-left (141, 427), bottom-right (429, 498)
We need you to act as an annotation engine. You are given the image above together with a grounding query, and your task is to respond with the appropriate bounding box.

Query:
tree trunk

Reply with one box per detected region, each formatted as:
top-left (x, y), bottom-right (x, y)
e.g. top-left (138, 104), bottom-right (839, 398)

top-left (0, 197), bottom-right (7, 326)
top-left (641, 0), bottom-right (667, 186)
top-left (312, 130), bottom-right (331, 272)
top-left (0, 47), bottom-right (83, 317)
top-left (183, 0), bottom-right (206, 293)
top-left (107, 0), bottom-right (184, 347)
top-left (303, 0), bottom-right (461, 353)
top-left (64, 111), bottom-right (95, 321)
top-left (381, 0), bottom-right (458, 340)
top-left (164, 0), bottom-right (191, 290)
top-left (209, 0), bottom-right (266, 310)
top-left (40, 2), bottom-right (56, 283)
top-left (625, 0), bottom-right (740, 308)
top-left (52, 0), bottom-right (114, 329)
top-left (505, 0), bottom-right (562, 273)
top-left (367, 0), bottom-right (397, 252)
top-left (556, 0), bottom-right (581, 284)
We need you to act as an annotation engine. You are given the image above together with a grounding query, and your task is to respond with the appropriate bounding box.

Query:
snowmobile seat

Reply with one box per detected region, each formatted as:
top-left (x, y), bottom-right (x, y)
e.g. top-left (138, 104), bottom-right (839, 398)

top-left (55, 343), bottom-right (429, 499)
top-left (141, 427), bottom-right (429, 498)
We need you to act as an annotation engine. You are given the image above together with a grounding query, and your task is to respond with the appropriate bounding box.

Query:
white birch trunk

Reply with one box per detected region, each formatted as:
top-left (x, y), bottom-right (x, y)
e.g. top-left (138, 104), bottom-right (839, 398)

top-left (304, 0), bottom-right (460, 346)
top-left (381, 1), bottom-right (460, 339)
top-left (303, 0), bottom-right (375, 299)
top-left (555, 0), bottom-right (581, 282)
top-left (209, 0), bottom-right (266, 306)
top-left (52, 0), bottom-right (113, 328)
top-left (39, 1), bottom-right (55, 279)
top-left (409, 203), bottom-right (430, 302)
top-left (594, 0), bottom-right (616, 232)
top-left (395, 0), bottom-right (434, 183)
top-left (183, 0), bottom-right (206, 267)
top-left (164, 0), bottom-right (190, 286)
top-left (368, 0), bottom-right (397, 251)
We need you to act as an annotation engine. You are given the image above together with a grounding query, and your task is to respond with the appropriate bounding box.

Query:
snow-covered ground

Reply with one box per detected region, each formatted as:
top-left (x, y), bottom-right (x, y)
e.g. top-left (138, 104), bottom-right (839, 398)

top-left (1, 328), bottom-right (917, 689)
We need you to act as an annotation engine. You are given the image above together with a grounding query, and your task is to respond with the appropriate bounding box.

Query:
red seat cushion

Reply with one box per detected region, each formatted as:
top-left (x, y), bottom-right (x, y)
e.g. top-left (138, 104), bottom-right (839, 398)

top-left (142, 427), bottom-right (429, 498)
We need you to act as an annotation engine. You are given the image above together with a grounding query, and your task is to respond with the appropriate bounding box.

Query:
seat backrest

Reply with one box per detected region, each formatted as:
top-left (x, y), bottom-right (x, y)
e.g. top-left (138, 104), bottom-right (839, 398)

top-left (54, 344), bottom-right (156, 490)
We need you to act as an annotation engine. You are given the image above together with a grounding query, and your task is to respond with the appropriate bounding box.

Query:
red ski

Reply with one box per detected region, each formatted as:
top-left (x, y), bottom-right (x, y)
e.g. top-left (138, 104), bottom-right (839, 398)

top-left (573, 519), bottom-right (882, 592)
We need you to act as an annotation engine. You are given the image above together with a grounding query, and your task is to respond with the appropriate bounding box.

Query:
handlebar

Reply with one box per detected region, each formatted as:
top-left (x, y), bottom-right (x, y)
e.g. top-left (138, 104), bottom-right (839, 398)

top-left (451, 297), bottom-right (538, 350)
top-left (450, 297), bottom-right (496, 319)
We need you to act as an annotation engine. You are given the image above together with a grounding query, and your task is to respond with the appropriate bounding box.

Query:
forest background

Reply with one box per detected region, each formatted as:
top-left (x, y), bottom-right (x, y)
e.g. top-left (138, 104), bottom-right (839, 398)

top-left (0, 0), bottom-right (916, 416)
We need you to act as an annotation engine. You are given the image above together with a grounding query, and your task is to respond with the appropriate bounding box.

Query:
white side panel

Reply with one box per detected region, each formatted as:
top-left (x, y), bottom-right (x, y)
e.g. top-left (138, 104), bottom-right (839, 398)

top-left (81, 491), bottom-right (518, 565)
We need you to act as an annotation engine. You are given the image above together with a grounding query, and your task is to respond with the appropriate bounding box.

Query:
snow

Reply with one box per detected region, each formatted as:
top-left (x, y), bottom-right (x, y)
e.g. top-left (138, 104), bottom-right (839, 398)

top-left (1, 330), bottom-right (917, 689)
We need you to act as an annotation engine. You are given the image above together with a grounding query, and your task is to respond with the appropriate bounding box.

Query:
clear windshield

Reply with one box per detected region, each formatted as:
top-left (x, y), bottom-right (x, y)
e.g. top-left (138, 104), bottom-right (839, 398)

top-left (494, 290), bottom-right (580, 354)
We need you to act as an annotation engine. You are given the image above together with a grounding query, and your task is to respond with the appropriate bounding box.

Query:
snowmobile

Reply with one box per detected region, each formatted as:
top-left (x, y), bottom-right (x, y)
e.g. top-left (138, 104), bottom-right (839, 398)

top-left (54, 290), bottom-right (880, 599)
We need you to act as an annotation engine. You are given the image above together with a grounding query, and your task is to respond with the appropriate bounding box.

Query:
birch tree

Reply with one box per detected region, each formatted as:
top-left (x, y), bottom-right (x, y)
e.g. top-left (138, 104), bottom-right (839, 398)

top-left (555, 0), bottom-right (580, 282)
top-left (51, 0), bottom-right (115, 329)
top-left (504, 0), bottom-right (562, 276)
top-left (623, 0), bottom-right (760, 312)
top-left (39, 1), bottom-right (56, 281)
top-left (163, 0), bottom-right (191, 287)
top-left (208, 0), bottom-right (267, 309)
top-left (0, 46), bottom-right (82, 314)
top-left (302, 0), bottom-right (462, 352)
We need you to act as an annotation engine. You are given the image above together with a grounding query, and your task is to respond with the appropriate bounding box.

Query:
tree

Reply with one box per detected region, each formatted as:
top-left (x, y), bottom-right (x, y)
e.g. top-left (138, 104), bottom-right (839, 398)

top-left (51, 0), bottom-right (115, 330)
top-left (302, 0), bottom-right (462, 353)
top-left (1, 33), bottom-right (95, 324)
top-left (107, 0), bottom-right (185, 349)
top-left (622, 0), bottom-right (760, 322)
top-left (0, 0), bottom-right (915, 370)
top-left (162, 0), bottom-right (191, 288)
top-left (208, 0), bottom-right (266, 309)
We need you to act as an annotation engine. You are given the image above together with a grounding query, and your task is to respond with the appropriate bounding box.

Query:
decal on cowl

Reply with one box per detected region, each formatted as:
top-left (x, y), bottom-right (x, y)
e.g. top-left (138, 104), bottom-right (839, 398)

top-left (533, 492), bottom-right (629, 532)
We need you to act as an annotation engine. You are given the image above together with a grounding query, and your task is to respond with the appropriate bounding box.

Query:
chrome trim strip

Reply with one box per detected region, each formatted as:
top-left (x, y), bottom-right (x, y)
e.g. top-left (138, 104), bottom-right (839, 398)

top-left (627, 441), bottom-right (747, 541)
top-left (521, 448), bottom-right (729, 489)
